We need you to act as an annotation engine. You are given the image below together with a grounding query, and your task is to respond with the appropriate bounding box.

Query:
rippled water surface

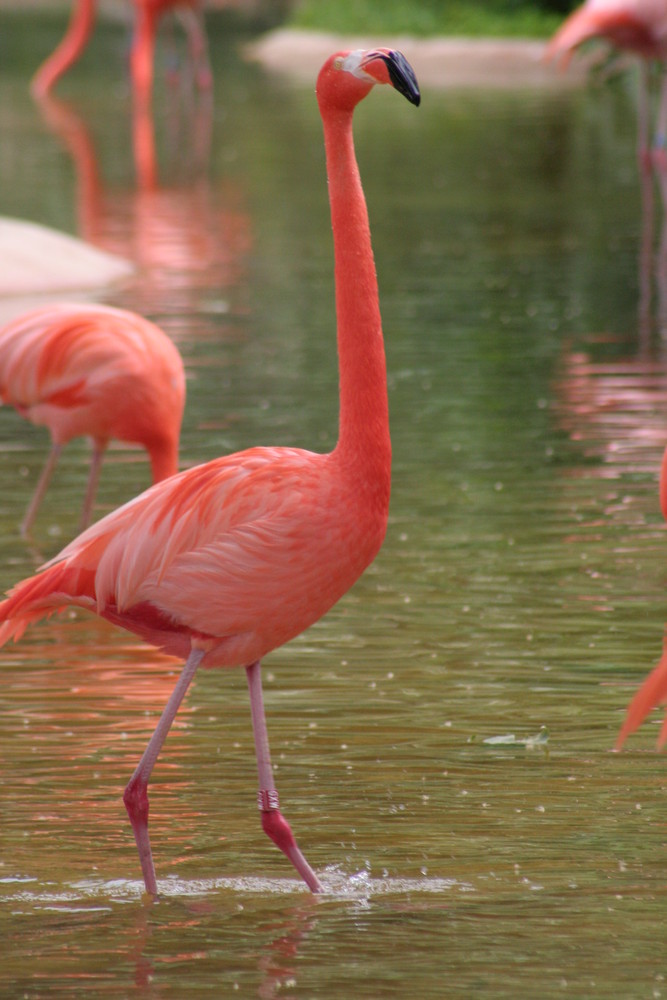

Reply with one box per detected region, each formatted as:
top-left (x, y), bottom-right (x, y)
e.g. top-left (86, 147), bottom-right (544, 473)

top-left (2, 10), bottom-right (667, 999)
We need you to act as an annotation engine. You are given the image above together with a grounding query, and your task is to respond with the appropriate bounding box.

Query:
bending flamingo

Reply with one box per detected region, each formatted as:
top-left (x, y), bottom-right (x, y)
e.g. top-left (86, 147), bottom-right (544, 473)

top-left (0, 50), bottom-right (420, 893)
top-left (546, 0), bottom-right (667, 162)
top-left (0, 303), bottom-right (185, 536)
top-left (31, 0), bottom-right (211, 104)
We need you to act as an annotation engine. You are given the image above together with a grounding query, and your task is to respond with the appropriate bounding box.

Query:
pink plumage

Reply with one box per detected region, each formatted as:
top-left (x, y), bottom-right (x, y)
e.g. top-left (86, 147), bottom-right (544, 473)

top-left (546, 3), bottom-right (667, 222)
top-left (0, 49), bottom-right (420, 894)
top-left (546, 0), bottom-right (667, 65)
top-left (0, 302), bottom-right (185, 535)
top-left (0, 446), bottom-right (385, 667)
top-left (617, 641), bottom-right (667, 749)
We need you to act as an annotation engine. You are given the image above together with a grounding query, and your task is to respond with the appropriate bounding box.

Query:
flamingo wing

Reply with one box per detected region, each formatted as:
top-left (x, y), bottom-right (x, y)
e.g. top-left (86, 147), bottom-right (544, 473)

top-left (0, 304), bottom-right (183, 440)
top-left (0, 446), bottom-right (371, 665)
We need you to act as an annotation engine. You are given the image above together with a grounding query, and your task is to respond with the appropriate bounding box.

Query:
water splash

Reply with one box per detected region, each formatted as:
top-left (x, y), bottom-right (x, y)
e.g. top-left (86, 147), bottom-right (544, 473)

top-left (0, 867), bottom-right (470, 909)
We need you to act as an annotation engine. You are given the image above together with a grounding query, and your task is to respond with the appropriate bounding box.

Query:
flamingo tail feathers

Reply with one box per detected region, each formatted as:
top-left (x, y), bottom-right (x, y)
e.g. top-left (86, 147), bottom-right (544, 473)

top-left (616, 643), bottom-right (667, 750)
top-left (0, 561), bottom-right (94, 646)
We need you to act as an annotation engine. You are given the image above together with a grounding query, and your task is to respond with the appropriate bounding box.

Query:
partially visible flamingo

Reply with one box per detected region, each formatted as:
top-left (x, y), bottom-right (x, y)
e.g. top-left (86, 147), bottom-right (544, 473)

top-left (547, 0), bottom-right (667, 65)
top-left (31, 0), bottom-right (211, 104)
top-left (545, 0), bottom-right (667, 163)
top-left (0, 49), bottom-right (420, 894)
top-left (0, 303), bottom-right (185, 536)
top-left (617, 443), bottom-right (667, 749)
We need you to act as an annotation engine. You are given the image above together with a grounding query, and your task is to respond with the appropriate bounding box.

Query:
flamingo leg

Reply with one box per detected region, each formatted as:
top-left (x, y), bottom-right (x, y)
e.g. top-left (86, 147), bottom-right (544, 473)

top-left (80, 443), bottom-right (105, 531)
top-left (123, 647), bottom-right (204, 895)
top-left (653, 67), bottom-right (667, 169)
top-left (245, 660), bottom-right (322, 893)
top-left (638, 61), bottom-right (653, 171)
top-left (21, 442), bottom-right (62, 538)
top-left (638, 131), bottom-right (655, 336)
top-left (130, 7), bottom-right (156, 108)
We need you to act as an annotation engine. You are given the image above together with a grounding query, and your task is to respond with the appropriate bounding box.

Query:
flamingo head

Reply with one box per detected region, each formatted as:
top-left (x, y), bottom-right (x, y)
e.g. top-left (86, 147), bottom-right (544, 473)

top-left (316, 48), bottom-right (420, 112)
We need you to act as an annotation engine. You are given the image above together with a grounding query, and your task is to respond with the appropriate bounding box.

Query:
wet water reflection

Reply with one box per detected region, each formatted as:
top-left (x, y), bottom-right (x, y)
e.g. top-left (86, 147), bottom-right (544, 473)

top-left (33, 86), bottom-right (252, 335)
top-left (3, 10), bottom-right (667, 999)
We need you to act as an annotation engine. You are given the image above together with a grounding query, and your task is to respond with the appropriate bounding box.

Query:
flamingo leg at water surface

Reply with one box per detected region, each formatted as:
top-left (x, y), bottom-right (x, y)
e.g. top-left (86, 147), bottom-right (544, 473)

top-left (0, 49), bottom-right (420, 894)
top-left (30, 0), bottom-right (211, 104)
top-left (0, 303), bottom-right (185, 537)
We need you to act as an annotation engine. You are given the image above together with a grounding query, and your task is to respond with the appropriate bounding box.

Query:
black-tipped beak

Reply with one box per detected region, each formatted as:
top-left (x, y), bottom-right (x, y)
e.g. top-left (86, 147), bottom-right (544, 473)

top-left (381, 50), bottom-right (421, 106)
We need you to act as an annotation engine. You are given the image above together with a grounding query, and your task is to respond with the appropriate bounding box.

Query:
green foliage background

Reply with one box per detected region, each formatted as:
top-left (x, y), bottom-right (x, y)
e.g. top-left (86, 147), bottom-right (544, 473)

top-left (288, 0), bottom-right (579, 38)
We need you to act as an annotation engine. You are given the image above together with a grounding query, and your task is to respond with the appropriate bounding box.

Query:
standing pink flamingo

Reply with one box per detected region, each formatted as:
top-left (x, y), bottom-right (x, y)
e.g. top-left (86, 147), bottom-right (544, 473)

top-left (0, 49), bottom-right (420, 894)
top-left (30, 0), bottom-right (211, 104)
top-left (0, 303), bottom-right (185, 536)
top-left (546, 0), bottom-right (667, 162)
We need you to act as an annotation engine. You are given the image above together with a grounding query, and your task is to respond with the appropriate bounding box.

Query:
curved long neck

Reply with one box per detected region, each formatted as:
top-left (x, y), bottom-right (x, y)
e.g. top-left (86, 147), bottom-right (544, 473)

top-left (323, 107), bottom-right (391, 480)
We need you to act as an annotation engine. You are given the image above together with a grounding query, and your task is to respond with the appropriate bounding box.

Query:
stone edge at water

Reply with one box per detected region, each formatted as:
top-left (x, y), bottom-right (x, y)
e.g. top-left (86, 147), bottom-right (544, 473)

top-left (244, 28), bottom-right (592, 90)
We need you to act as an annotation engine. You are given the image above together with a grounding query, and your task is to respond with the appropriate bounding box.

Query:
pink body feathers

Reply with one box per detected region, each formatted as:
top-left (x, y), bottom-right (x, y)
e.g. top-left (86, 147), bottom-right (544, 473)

top-left (0, 442), bottom-right (387, 670)
top-left (0, 49), bottom-right (420, 893)
top-left (617, 642), bottom-right (667, 749)
top-left (546, 0), bottom-right (667, 65)
top-left (0, 302), bottom-right (185, 533)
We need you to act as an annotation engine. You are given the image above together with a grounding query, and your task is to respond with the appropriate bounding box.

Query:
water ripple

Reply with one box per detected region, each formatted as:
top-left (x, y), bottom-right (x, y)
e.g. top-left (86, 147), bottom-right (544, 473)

top-left (0, 868), bottom-right (470, 909)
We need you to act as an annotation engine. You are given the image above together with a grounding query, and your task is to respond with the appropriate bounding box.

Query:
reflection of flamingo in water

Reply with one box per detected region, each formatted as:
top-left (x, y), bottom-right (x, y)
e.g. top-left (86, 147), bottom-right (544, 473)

top-left (553, 337), bottom-right (667, 473)
top-left (546, 0), bottom-right (667, 165)
top-left (0, 303), bottom-right (185, 536)
top-left (31, 0), bottom-right (211, 105)
top-left (34, 91), bottom-right (251, 326)
top-left (0, 49), bottom-right (420, 894)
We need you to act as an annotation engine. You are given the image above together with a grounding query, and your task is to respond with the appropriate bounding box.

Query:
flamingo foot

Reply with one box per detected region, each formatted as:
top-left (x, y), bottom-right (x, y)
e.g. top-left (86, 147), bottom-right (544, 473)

top-left (260, 803), bottom-right (322, 893)
top-left (123, 775), bottom-right (158, 896)
top-left (121, 649), bottom-right (203, 895)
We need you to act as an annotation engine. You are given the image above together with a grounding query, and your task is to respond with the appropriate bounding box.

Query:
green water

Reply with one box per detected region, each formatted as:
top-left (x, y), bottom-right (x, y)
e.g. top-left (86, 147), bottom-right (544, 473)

top-left (1, 10), bottom-right (667, 999)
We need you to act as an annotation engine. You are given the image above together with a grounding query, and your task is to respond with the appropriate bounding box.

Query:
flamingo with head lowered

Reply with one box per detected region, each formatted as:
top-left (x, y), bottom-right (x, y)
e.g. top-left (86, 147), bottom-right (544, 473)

top-left (545, 0), bottom-right (667, 164)
top-left (0, 48), bottom-right (420, 894)
top-left (0, 303), bottom-right (185, 537)
top-left (31, 0), bottom-right (211, 104)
